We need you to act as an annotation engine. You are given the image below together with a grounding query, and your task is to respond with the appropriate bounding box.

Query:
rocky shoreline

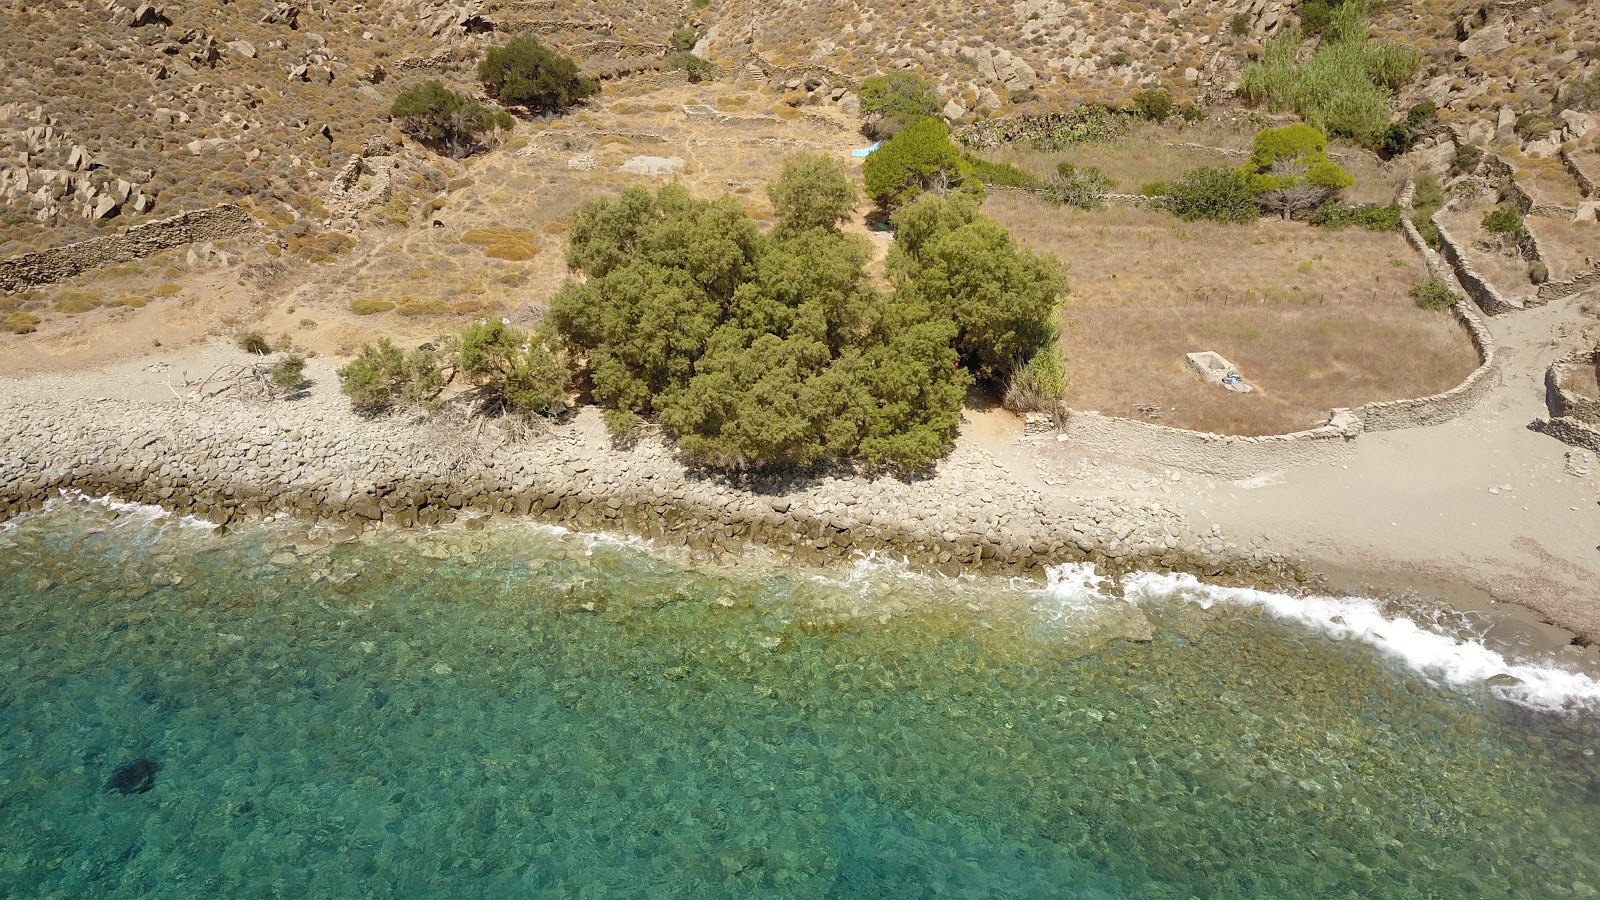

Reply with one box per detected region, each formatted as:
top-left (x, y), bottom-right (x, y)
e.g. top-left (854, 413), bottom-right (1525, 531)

top-left (0, 371), bottom-right (1310, 591)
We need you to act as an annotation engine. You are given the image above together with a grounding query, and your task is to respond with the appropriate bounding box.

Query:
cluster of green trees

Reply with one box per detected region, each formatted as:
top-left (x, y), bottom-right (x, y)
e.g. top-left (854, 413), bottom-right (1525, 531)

top-left (1141, 124), bottom-right (1363, 224)
top-left (391, 36), bottom-right (597, 157)
top-left (338, 320), bottom-right (569, 417)
top-left (545, 155), bottom-right (1065, 470)
top-left (1238, 2), bottom-right (1421, 150)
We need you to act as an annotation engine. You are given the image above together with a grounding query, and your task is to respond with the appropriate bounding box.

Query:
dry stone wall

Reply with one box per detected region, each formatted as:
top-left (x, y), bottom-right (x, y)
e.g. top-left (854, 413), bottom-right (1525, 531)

top-left (0, 204), bottom-right (256, 293)
top-left (1546, 351), bottom-right (1600, 426)
top-left (1359, 301), bottom-right (1500, 431)
top-left (1055, 412), bottom-right (1360, 480)
top-left (1434, 209), bottom-right (1524, 315)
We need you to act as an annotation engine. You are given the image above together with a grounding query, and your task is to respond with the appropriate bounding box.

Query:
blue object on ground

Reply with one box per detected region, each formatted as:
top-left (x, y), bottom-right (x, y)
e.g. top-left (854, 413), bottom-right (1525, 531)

top-left (851, 141), bottom-right (882, 157)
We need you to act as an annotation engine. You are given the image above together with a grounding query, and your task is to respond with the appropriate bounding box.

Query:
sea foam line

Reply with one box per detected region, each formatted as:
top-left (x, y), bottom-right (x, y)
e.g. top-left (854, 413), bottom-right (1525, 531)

top-left (1115, 569), bottom-right (1600, 715)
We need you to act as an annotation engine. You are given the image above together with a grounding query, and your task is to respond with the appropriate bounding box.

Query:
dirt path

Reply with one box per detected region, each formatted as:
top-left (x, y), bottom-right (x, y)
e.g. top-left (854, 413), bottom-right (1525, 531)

top-left (992, 295), bottom-right (1600, 638)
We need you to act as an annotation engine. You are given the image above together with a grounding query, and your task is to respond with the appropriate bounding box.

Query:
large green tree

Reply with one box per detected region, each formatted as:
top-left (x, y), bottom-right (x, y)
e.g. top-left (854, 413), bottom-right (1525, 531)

top-left (391, 80), bottom-right (513, 158)
top-left (477, 36), bottom-right (599, 113)
top-left (862, 117), bottom-right (978, 208)
top-left (767, 154), bottom-right (859, 236)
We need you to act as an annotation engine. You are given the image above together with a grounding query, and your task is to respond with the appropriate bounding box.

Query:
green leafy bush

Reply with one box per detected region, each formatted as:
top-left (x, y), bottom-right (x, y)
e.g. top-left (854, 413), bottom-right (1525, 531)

top-left (963, 154), bottom-right (1041, 189)
top-left (478, 36), bottom-right (598, 113)
top-left (1449, 144), bottom-right (1483, 177)
top-left (338, 338), bottom-right (447, 412)
top-left (1133, 88), bottom-right (1174, 122)
top-left (1238, 5), bottom-right (1421, 148)
top-left (663, 51), bottom-right (713, 83)
top-left (1240, 124), bottom-right (1352, 219)
top-left (1151, 167), bottom-right (1261, 223)
top-left (1481, 206), bottom-right (1527, 239)
top-left (671, 25), bottom-right (697, 53)
top-left (1044, 162), bottom-right (1114, 209)
top-left (350, 299), bottom-right (395, 315)
top-left (1230, 13), bottom-right (1252, 36)
top-left (391, 80), bottom-right (514, 158)
top-left (453, 320), bottom-right (570, 416)
top-left (270, 354), bottom-right (307, 393)
top-left (863, 118), bottom-right (978, 208)
top-left (767, 153), bottom-right (858, 235)
top-left (1410, 279), bottom-right (1459, 310)
top-left (858, 73), bottom-right (942, 139)
top-left (1308, 201), bottom-right (1402, 230)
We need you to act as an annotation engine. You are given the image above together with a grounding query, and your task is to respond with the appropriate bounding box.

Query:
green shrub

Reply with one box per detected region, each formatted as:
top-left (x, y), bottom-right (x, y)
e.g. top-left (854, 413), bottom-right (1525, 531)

top-left (1044, 162), bottom-right (1114, 209)
top-left (1133, 88), bottom-right (1174, 122)
top-left (4, 311), bottom-right (40, 334)
top-left (1241, 124), bottom-right (1352, 219)
top-left (1003, 339), bottom-right (1067, 416)
top-left (1407, 170), bottom-right (1445, 250)
top-left (478, 36), bottom-right (598, 113)
top-left (671, 25), bottom-right (698, 53)
top-left (662, 51), bottom-right (713, 83)
top-left (1559, 71), bottom-right (1600, 112)
top-left (1154, 167), bottom-right (1261, 223)
top-left (1449, 144), bottom-right (1483, 176)
top-left (270, 354), bottom-right (307, 393)
top-left (391, 80), bottom-right (514, 158)
top-left (1410, 279), bottom-right (1459, 310)
top-left (1177, 102), bottom-right (1205, 123)
top-left (863, 117), bottom-right (978, 207)
top-left (1107, 51), bottom-right (1131, 68)
top-left (858, 73), bottom-right (942, 139)
top-left (454, 319), bottom-right (570, 416)
top-left (1481, 206), bottom-right (1527, 238)
top-left (1230, 13), bottom-right (1252, 36)
top-left (603, 407), bottom-right (645, 438)
top-left (767, 153), bottom-right (858, 235)
top-left (237, 331), bottom-right (271, 354)
top-left (338, 338), bottom-right (447, 412)
top-left (1375, 123), bottom-right (1412, 159)
top-left (1238, 6), bottom-right (1421, 148)
top-left (963, 154), bottom-right (1042, 189)
top-left (1406, 101), bottom-right (1438, 128)
top-left (1308, 201), bottom-right (1402, 230)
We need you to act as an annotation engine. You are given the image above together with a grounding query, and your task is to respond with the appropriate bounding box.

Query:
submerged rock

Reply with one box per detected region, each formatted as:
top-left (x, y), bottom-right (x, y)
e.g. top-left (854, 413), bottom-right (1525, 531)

top-left (105, 758), bottom-right (159, 794)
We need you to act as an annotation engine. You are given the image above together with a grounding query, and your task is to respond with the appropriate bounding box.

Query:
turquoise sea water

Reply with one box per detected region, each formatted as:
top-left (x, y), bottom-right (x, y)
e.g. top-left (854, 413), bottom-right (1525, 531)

top-left (3, 502), bottom-right (1600, 898)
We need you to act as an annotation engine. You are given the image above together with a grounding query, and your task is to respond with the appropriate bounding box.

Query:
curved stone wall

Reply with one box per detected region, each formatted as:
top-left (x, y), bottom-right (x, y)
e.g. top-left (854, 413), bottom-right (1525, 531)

top-left (1360, 301), bottom-right (1500, 431)
top-left (0, 204), bottom-right (256, 293)
top-left (1546, 350), bottom-right (1600, 426)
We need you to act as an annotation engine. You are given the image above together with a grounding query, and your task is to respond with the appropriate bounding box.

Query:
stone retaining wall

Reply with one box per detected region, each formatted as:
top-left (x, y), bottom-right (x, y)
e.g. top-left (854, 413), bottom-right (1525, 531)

top-left (1359, 301), bottom-right (1500, 431)
top-left (1435, 210), bottom-right (1524, 315)
top-left (0, 204), bottom-right (256, 293)
top-left (1537, 268), bottom-right (1600, 303)
top-left (1532, 416), bottom-right (1600, 453)
top-left (0, 391), bottom-right (1305, 588)
top-left (1546, 350), bottom-right (1600, 426)
top-left (1561, 149), bottom-right (1597, 199)
top-left (1055, 412), bottom-right (1360, 480)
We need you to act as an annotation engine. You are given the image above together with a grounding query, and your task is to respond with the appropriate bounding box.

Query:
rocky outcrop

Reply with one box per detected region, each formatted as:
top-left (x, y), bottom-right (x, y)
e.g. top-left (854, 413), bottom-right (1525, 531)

top-left (0, 205), bottom-right (256, 293)
top-left (0, 384), bottom-right (1305, 587)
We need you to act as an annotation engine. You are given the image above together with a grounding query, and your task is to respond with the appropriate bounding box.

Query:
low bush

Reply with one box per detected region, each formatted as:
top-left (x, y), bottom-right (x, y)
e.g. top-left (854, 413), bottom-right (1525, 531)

top-left (662, 51), bottom-right (713, 83)
top-left (338, 338), bottom-right (448, 412)
top-left (461, 227), bottom-right (539, 260)
top-left (1151, 167), bottom-right (1261, 223)
top-left (4, 311), bottom-right (40, 334)
top-left (238, 331), bottom-right (271, 354)
top-left (963, 155), bottom-right (1041, 190)
top-left (1230, 13), bottom-right (1252, 36)
top-left (1308, 201), bottom-right (1402, 230)
top-left (1409, 170), bottom-right (1445, 250)
top-left (391, 80), bottom-right (513, 158)
top-left (863, 118), bottom-right (978, 208)
top-left (1481, 206), bottom-right (1527, 239)
top-left (153, 282), bottom-right (182, 297)
top-left (451, 319), bottom-right (570, 416)
top-left (1410, 279), bottom-right (1459, 310)
top-left (1449, 144), bottom-right (1483, 177)
top-left (270, 354), bottom-right (307, 393)
top-left (858, 73), bottom-right (942, 139)
top-left (1003, 339), bottom-right (1067, 416)
top-left (1132, 88), bottom-right (1174, 122)
top-left (1044, 162), bottom-right (1114, 209)
top-left (55, 290), bottom-right (102, 314)
top-left (350, 298), bottom-right (396, 315)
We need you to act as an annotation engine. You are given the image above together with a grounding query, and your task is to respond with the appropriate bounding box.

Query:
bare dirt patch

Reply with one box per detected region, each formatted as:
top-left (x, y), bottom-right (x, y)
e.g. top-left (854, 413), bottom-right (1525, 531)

top-left (983, 193), bottom-right (1480, 435)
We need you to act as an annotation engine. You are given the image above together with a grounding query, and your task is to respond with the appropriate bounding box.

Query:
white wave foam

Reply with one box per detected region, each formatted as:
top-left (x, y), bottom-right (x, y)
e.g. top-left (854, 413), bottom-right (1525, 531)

top-left (43, 490), bottom-right (214, 532)
top-left (1122, 570), bottom-right (1600, 715)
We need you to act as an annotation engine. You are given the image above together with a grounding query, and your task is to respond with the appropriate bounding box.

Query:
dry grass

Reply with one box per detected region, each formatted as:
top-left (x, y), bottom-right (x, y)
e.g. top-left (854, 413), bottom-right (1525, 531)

top-left (1439, 209), bottom-right (1534, 291)
top-left (1560, 359), bottom-right (1600, 401)
top-left (984, 193), bottom-right (1479, 435)
top-left (1525, 216), bottom-right (1600, 283)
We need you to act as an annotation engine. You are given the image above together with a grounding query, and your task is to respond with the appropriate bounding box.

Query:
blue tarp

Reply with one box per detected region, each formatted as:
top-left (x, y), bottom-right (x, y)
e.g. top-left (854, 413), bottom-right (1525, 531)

top-left (850, 141), bottom-right (882, 158)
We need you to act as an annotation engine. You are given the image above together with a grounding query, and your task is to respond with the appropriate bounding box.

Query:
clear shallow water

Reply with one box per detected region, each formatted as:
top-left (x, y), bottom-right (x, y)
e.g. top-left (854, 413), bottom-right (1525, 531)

top-left (3, 504), bottom-right (1600, 898)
